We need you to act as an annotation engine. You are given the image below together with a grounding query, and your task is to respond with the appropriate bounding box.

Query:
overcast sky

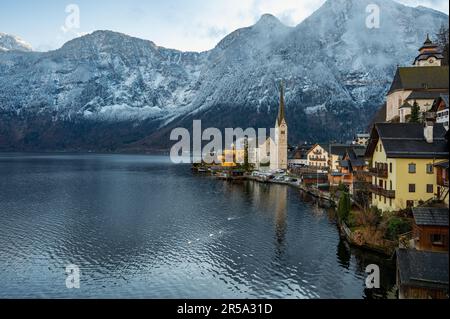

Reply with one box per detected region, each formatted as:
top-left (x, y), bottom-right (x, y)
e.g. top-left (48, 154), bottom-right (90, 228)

top-left (1, 0), bottom-right (448, 52)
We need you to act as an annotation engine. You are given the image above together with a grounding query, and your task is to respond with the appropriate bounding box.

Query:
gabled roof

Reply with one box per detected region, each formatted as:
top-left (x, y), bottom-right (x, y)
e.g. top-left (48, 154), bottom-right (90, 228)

top-left (413, 207), bottom-right (449, 227)
top-left (396, 249), bottom-right (449, 289)
top-left (306, 143), bottom-right (329, 155)
top-left (431, 94), bottom-right (449, 112)
top-left (388, 66), bottom-right (449, 95)
top-left (365, 123), bottom-right (448, 159)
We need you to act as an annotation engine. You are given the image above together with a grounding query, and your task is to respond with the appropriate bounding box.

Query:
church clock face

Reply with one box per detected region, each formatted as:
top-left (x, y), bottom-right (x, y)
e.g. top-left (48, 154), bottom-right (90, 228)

top-left (429, 58), bottom-right (434, 64)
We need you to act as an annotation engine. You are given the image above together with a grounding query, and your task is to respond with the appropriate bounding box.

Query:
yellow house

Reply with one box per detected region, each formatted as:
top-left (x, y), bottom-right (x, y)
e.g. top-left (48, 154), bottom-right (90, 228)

top-left (366, 122), bottom-right (448, 212)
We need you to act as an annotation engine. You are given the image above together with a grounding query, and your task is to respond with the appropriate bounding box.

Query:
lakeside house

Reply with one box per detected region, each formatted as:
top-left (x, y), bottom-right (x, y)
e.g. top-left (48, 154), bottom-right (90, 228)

top-left (329, 147), bottom-right (371, 196)
top-left (306, 144), bottom-right (329, 169)
top-left (386, 36), bottom-right (448, 123)
top-left (410, 207), bottom-right (449, 252)
top-left (396, 248), bottom-right (448, 299)
top-left (288, 144), bottom-right (311, 168)
top-left (365, 121), bottom-right (448, 212)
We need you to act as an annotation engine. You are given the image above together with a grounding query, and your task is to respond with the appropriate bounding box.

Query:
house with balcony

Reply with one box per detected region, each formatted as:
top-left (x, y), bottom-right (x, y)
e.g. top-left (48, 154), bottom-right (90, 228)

top-left (306, 144), bottom-right (329, 170)
top-left (328, 147), bottom-right (370, 195)
top-left (365, 121), bottom-right (448, 212)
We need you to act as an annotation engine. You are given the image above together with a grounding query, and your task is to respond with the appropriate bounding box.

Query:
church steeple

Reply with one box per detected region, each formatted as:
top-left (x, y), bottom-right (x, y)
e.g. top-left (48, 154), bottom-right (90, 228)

top-left (277, 81), bottom-right (286, 126)
top-left (414, 34), bottom-right (443, 66)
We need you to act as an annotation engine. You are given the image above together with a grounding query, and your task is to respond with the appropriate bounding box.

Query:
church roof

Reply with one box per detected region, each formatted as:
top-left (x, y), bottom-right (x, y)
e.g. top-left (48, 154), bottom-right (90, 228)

top-left (387, 66), bottom-right (449, 95)
top-left (406, 91), bottom-right (447, 101)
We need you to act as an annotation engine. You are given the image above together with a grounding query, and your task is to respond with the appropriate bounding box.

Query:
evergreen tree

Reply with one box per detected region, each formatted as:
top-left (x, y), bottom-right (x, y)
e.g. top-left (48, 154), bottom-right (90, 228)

top-left (409, 101), bottom-right (420, 123)
top-left (337, 191), bottom-right (351, 222)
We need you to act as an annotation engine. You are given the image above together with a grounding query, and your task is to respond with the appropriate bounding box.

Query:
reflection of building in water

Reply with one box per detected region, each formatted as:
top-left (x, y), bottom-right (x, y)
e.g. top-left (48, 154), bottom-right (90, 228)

top-left (271, 185), bottom-right (288, 256)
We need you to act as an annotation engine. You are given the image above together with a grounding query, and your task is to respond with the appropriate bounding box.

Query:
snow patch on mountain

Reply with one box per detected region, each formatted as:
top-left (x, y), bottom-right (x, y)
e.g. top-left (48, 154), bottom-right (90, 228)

top-left (0, 33), bottom-right (32, 52)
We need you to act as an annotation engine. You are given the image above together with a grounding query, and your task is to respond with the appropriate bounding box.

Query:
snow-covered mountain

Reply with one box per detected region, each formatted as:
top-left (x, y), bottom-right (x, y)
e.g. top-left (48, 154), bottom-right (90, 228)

top-left (0, 0), bottom-right (448, 151)
top-left (0, 32), bottom-right (32, 52)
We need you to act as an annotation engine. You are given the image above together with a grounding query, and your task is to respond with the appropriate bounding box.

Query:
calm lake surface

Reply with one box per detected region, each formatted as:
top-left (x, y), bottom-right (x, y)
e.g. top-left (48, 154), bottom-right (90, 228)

top-left (0, 154), bottom-right (395, 298)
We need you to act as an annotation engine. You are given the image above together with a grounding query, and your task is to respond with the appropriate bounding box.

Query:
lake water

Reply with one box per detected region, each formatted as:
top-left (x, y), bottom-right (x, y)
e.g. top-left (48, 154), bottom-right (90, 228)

top-left (0, 154), bottom-right (395, 299)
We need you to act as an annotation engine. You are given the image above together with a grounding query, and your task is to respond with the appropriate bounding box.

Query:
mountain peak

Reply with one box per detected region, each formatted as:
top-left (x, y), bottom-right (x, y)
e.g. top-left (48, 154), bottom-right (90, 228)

top-left (255, 14), bottom-right (284, 28)
top-left (0, 32), bottom-right (32, 52)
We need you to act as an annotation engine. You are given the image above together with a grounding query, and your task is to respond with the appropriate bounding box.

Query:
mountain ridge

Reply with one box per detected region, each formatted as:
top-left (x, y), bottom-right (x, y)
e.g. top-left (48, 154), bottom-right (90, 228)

top-left (0, 0), bottom-right (448, 151)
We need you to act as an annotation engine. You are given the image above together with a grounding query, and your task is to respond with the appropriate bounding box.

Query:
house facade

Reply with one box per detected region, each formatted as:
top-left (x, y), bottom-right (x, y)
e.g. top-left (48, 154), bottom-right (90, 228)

top-left (366, 122), bottom-right (448, 212)
top-left (306, 144), bottom-right (329, 170)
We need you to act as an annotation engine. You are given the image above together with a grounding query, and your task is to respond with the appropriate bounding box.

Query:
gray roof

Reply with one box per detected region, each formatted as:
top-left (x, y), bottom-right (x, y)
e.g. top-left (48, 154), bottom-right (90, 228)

top-left (329, 144), bottom-right (365, 156)
top-left (413, 207), bottom-right (449, 227)
top-left (406, 91), bottom-right (447, 101)
top-left (366, 123), bottom-right (448, 159)
top-left (397, 249), bottom-right (449, 289)
top-left (388, 66), bottom-right (449, 94)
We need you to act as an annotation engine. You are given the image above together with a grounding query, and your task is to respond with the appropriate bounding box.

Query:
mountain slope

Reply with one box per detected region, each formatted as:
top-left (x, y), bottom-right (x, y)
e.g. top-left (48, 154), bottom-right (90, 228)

top-left (0, 32), bottom-right (32, 52)
top-left (0, 0), bottom-right (448, 151)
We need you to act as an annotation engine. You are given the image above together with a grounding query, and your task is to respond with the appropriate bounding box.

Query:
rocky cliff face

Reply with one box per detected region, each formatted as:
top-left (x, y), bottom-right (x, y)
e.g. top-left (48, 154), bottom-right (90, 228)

top-left (0, 0), bottom-right (448, 151)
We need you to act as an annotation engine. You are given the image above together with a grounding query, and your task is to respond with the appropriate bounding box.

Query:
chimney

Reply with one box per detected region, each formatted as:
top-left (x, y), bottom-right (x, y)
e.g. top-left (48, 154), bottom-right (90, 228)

top-left (424, 113), bottom-right (435, 144)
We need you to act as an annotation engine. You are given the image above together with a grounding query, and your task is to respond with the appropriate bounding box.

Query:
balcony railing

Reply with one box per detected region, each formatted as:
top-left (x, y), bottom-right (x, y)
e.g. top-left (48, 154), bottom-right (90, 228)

top-left (369, 166), bottom-right (388, 178)
top-left (309, 156), bottom-right (327, 162)
top-left (438, 179), bottom-right (449, 187)
top-left (369, 184), bottom-right (396, 198)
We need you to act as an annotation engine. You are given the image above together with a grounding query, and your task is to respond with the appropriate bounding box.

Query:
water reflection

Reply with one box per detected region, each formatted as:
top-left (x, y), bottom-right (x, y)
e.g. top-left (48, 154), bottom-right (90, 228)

top-left (0, 154), bottom-right (396, 298)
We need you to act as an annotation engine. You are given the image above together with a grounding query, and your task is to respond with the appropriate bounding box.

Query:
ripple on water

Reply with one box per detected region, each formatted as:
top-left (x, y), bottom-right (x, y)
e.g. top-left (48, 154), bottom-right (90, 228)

top-left (0, 154), bottom-right (396, 298)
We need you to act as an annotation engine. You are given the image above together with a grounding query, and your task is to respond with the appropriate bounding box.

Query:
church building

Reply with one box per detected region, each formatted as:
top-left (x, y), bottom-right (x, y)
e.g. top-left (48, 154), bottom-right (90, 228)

top-left (386, 35), bottom-right (449, 123)
top-left (270, 82), bottom-right (288, 171)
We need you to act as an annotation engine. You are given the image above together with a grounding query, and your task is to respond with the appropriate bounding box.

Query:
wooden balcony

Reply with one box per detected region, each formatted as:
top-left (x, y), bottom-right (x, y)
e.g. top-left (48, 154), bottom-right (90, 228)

top-left (309, 156), bottom-right (327, 162)
top-left (438, 179), bottom-right (449, 187)
top-left (369, 166), bottom-right (388, 178)
top-left (369, 184), bottom-right (396, 198)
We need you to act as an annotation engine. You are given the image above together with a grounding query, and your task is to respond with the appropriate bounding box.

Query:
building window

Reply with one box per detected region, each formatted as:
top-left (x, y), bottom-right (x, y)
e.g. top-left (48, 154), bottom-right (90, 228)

top-left (431, 234), bottom-right (443, 245)
top-left (426, 164), bottom-right (433, 174)
top-left (426, 184), bottom-right (434, 193)
top-left (389, 163), bottom-right (392, 173)
top-left (409, 184), bottom-right (416, 193)
top-left (408, 163), bottom-right (416, 174)
top-left (390, 180), bottom-right (393, 190)
top-left (380, 144), bottom-right (383, 153)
